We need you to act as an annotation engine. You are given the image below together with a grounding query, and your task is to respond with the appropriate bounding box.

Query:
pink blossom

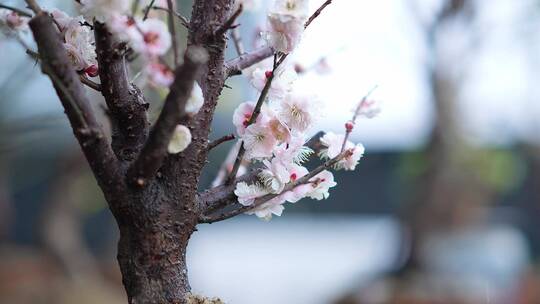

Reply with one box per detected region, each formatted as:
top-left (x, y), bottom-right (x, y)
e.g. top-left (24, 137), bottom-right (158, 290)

top-left (232, 102), bottom-right (271, 136)
top-left (278, 92), bottom-right (321, 133)
top-left (131, 18), bottom-right (172, 57)
top-left (264, 0), bottom-right (309, 53)
top-left (146, 62), bottom-right (174, 88)
top-left (265, 14), bottom-right (305, 54)
top-left (250, 65), bottom-right (297, 100)
top-left (243, 123), bottom-right (278, 160)
top-left (0, 9), bottom-right (29, 34)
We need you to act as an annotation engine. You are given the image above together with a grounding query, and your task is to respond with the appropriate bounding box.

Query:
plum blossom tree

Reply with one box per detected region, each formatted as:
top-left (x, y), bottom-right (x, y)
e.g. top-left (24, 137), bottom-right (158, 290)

top-left (0, 0), bottom-right (381, 302)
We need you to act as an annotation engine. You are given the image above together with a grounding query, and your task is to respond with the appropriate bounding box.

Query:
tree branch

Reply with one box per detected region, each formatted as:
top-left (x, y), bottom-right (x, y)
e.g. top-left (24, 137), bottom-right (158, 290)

top-left (200, 148), bottom-right (351, 223)
top-left (230, 27), bottom-right (244, 56)
top-left (94, 22), bottom-right (149, 160)
top-left (0, 4), bottom-right (32, 17)
top-left (215, 3), bottom-right (243, 37)
top-left (128, 47), bottom-right (208, 187)
top-left (341, 85), bottom-right (378, 151)
top-left (152, 6), bottom-right (190, 28)
top-left (304, 0), bottom-right (332, 28)
top-left (79, 75), bottom-right (102, 92)
top-left (142, 0), bottom-right (156, 20)
top-left (224, 0), bottom-right (334, 78)
top-left (225, 46), bottom-right (274, 77)
top-left (225, 55), bottom-right (279, 184)
top-left (28, 12), bottom-right (126, 213)
top-left (208, 134), bottom-right (235, 151)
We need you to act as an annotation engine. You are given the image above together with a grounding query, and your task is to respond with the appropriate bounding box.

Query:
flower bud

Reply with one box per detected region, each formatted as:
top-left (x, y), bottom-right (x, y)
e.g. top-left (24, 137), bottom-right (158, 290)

top-left (85, 64), bottom-right (99, 77)
top-left (345, 121), bottom-right (354, 132)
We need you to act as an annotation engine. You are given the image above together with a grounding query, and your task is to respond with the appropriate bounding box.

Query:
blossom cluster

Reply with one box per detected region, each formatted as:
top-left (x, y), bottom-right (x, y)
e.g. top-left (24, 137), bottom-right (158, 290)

top-left (78, 0), bottom-right (174, 85)
top-left (50, 9), bottom-right (98, 77)
top-left (264, 0), bottom-right (309, 53)
top-left (77, 0), bottom-right (203, 152)
top-left (228, 0), bottom-right (381, 220)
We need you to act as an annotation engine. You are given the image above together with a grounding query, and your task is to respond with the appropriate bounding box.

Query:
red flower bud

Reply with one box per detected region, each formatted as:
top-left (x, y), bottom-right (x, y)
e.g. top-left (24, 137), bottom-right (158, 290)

top-left (265, 70), bottom-right (273, 78)
top-left (85, 65), bottom-right (99, 78)
top-left (345, 121), bottom-right (354, 132)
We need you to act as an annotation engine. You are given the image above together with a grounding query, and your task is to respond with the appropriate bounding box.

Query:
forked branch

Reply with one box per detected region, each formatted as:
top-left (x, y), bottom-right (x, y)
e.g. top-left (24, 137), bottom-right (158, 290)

top-left (128, 47), bottom-right (208, 187)
top-left (28, 11), bottom-right (124, 208)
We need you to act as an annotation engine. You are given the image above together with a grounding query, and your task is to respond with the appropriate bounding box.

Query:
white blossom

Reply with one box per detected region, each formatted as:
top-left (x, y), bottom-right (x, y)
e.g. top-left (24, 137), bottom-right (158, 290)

top-left (64, 17), bottom-right (97, 69)
top-left (264, 0), bottom-right (309, 53)
top-left (307, 170), bottom-right (337, 200)
top-left (277, 92), bottom-right (321, 133)
top-left (168, 125), bottom-right (192, 154)
top-left (250, 65), bottom-right (297, 100)
top-left (234, 182), bottom-right (268, 206)
top-left (271, 0), bottom-right (310, 18)
top-left (63, 43), bottom-right (88, 71)
top-left (243, 123), bottom-right (278, 159)
top-left (246, 195), bottom-right (286, 220)
top-left (186, 83), bottom-right (204, 115)
top-left (319, 132), bottom-right (365, 171)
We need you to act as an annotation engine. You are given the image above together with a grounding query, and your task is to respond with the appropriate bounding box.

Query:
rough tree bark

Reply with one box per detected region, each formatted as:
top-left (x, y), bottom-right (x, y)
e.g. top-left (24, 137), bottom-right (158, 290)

top-left (21, 0), bottom-right (334, 302)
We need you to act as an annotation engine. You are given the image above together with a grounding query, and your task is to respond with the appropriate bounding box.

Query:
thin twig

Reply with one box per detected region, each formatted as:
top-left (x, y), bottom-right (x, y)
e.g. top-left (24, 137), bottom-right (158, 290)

top-left (215, 4), bottom-right (243, 37)
top-left (208, 134), bottom-right (235, 151)
top-left (225, 46), bottom-right (274, 77)
top-left (79, 75), bottom-right (102, 92)
top-left (0, 4), bottom-right (32, 17)
top-left (166, 0), bottom-right (179, 66)
top-left (340, 85), bottom-right (378, 152)
top-left (305, 0), bottom-right (332, 28)
top-left (142, 0), bottom-right (156, 21)
top-left (225, 55), bottom-right (279, 185)
top-left (153, 6), bottom-right (189, 28)
top-left (230, 27), bottom-right (244, 56)
top-left (201, 149), bottom-right (352, 223)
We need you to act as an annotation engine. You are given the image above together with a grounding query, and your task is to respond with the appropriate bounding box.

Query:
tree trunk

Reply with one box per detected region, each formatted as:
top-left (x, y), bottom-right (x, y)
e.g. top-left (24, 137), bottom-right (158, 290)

top-left (114, 184), bottom-right (199, 304)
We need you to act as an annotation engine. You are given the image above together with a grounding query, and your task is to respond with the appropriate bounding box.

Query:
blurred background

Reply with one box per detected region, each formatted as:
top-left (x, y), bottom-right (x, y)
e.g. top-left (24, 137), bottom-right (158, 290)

top-left (2, 0), bottom-right (540, 303)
